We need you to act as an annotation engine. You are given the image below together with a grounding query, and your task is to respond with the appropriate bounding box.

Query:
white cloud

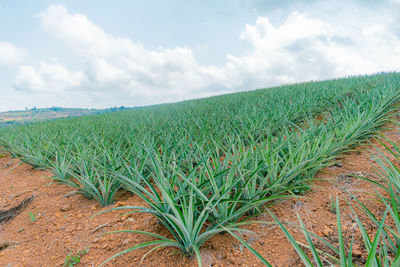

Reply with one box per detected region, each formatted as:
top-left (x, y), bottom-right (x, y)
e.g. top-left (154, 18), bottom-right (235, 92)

top-left (224, 11), bottom-right (400, 87)
top-left (24, 4), bottom-right (230, 103)
top-left (240, 13), bottom-right (328, 50)
top-left (13, 5), bottom-right (400, 108)
top-left (14, 61), bottom-right (86, 93)
top-left (14, 66), bottom-right (44, 92)
top-left (0, 41), bottom-right (27, 65)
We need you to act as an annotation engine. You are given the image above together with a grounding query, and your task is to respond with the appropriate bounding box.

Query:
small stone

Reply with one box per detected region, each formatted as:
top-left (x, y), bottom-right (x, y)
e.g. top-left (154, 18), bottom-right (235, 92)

top-left (232, 250), bottom-right (240, 256)
top-left (115, 201), bottom-right (126, 207)
top-left (352, 245), bottom-right (363, 257)
top-left (0, 241), bottom-right (10, 250)
top-left (322, 226), bottom-right (333, 237)
top-left (60, 203), bottom-right (71, 212)
top-left (120, 238), bottom-right (131, 247)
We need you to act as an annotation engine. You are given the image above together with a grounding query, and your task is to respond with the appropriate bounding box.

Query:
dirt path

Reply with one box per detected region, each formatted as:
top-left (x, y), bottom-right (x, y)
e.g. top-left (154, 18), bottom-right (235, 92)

top-left (0, 129), bottom-right (398, 267)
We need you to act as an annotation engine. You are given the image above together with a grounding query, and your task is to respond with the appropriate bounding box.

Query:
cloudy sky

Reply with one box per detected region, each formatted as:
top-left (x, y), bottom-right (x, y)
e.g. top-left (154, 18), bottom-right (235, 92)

top-left (0, 0), bottom-right (399, 111)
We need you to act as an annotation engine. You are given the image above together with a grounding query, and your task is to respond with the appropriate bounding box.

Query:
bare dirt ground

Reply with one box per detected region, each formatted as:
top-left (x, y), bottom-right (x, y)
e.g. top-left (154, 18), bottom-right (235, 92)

top-left (0, 128), bottom-right (398, 267)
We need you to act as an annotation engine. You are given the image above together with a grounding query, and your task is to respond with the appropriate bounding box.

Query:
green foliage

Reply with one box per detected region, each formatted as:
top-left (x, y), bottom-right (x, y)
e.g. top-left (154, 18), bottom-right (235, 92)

top-left (268, 198), bottom-right (390, 267)
top-left (63, 248), bottom-right (89, 267)
top-left (328, 196), bottom-right (337, 214)
top-left (28, 211), bottom-right (39, 223)
top-left (357, 137), bottom-right (400, 265)
top-left (242, 136), bottom-right (400, 266)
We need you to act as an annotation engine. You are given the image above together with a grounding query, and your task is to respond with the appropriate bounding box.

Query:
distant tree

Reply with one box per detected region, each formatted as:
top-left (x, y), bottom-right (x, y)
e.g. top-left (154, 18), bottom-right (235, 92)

top-left (50, 106), bottom-right (61, 112)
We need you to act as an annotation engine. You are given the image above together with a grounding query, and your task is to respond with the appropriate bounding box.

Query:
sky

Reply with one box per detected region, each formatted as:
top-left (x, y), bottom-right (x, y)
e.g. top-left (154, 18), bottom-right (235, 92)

top-left (0, 0), bottom-right (400, 111)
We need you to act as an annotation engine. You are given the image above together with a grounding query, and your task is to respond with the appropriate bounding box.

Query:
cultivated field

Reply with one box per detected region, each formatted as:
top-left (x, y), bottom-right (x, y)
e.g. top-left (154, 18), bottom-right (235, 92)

top-left (1, 73), bottom-right (400, 266)
top-left (0, 107), bottom-right (123, 128)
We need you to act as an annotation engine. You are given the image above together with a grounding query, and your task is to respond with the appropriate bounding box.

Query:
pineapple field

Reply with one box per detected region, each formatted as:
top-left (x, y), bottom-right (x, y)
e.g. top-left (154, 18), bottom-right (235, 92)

top-left (1, 73), bottom-right (400, 266)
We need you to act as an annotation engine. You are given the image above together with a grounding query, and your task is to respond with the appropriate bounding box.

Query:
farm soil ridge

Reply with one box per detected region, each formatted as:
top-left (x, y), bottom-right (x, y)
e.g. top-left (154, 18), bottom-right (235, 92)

top-left (0, 129), bottom-right (398, 266)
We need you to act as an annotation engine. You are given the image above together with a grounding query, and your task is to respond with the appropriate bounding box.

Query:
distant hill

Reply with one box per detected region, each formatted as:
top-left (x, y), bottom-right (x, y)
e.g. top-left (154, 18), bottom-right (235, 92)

top-left (0, 106), bottom-right (129, 127)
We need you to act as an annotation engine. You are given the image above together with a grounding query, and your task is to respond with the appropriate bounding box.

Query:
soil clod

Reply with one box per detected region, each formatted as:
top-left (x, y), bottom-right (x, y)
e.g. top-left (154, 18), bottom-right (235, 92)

top-left (333, 162), bottom-right (343, 168)
top-left (0, 241), bottom-right (10, 251)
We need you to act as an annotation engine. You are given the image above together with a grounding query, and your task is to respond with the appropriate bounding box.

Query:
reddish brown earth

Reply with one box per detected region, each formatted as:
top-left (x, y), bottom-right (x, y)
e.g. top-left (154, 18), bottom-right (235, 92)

top-left (0, 129), bottom-right (398, 267)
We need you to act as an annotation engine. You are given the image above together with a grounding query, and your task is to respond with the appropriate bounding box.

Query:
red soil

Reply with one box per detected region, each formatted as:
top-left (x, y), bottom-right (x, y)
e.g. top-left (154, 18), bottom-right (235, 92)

top-left (0, 129), bottom-right (397, 267)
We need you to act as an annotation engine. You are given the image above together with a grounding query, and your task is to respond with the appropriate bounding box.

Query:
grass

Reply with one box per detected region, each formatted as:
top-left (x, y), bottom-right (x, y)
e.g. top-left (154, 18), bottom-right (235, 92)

top-left (1, 72), bottom-right (400, 265)
top-left (28, 211), bottom-right (39, 223)
top-left (328, 196), bottom-right (337, 214)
